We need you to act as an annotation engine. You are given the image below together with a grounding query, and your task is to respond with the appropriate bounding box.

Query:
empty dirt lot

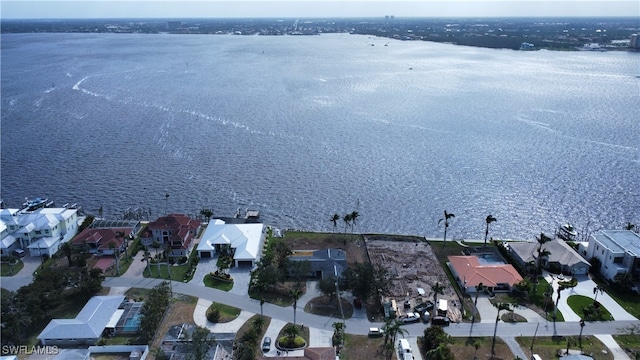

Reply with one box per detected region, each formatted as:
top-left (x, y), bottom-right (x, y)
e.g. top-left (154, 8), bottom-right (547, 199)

top-left (282, 231), bottom-right (463, 322)
top-left (364, 235), bottom-right (463, 322)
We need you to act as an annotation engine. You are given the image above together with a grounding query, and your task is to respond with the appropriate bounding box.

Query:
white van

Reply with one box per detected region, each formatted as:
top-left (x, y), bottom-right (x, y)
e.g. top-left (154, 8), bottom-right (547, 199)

top-left (398, 338), bottom-right (412, 353)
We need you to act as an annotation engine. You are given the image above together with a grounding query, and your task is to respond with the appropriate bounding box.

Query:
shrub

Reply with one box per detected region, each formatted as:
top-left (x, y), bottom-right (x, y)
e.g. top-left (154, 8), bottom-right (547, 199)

top-left (206, 304), bottom-right (220, 322)
top-left (278, 336), bottom-right (305, 348)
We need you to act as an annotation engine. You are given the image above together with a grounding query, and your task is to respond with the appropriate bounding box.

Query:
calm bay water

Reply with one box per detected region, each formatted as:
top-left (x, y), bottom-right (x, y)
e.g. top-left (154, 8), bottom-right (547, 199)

top-left (1, 33), bottom-right (638, 240)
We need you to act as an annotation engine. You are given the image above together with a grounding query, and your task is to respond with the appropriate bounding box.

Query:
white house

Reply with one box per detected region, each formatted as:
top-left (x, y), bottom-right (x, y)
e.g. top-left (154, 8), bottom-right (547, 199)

top-left (0, 207), bottom-right (79, 258)
top-left (196, 219), bottom-right (266, 267)
top-left (38, 296), bottom-right (125, 346)
top-left (584, 230), bottom-right (640, 282)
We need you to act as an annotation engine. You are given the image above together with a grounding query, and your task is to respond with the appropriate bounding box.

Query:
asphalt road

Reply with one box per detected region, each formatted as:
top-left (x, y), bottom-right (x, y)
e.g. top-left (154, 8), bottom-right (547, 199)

top-left (103, 276), bottom-right (640, 337)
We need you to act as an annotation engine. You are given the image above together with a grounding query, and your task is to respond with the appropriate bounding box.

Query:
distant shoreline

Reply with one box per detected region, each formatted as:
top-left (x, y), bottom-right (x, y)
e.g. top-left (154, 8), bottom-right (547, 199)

top-left (2, 17), bottom-right (639, 51)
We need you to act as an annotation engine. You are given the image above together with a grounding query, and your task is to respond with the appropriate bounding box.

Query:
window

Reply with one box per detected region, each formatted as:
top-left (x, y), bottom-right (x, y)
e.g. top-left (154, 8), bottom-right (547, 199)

top-left (614, 257), bottom-right (623, 264)
top-left (35, 230), bottom-right (42, 235)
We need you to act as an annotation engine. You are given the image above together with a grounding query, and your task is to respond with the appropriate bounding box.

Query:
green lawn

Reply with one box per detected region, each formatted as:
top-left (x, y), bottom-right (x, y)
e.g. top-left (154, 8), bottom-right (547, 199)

top-left (567, 295), bottom-right (613, 321)
top-left (591, 276), bottom-right (640, 320)
top-left (0, 260), bottom-right (24, 276)
top-left (203, 273), bottom-right (234, 291)
top-left (613, 334), bottom-right (640, 358)
top-left (144, 250), bottom-right (197, 282)
top-left (208, 302), bottom-right (241, 322)
top-left (517, 335), bottom-right (613, 360)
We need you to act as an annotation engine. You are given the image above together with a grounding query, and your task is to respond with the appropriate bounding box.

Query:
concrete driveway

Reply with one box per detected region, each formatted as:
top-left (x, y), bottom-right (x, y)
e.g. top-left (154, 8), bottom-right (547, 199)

top-left (545, 272), bottom-right (637, 321)
top-left (475, 293), bottom-right (546, 324)
top-left (0, 256), bottom-right (41, 291)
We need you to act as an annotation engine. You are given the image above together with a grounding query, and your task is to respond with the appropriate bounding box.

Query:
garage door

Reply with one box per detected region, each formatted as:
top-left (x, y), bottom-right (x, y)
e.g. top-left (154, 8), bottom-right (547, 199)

top-left (200, 251), bottom-right (212, 258)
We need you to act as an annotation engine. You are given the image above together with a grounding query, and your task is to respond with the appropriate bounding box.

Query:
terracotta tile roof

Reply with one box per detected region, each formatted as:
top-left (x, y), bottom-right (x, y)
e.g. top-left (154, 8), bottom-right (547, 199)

top-left (448, 255), bottom-right (523, 288)
top-left (72, 227), bottom-right (130, 250)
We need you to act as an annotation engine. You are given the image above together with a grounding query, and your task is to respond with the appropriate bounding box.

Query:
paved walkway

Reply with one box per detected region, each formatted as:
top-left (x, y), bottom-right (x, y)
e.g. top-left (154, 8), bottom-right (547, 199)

top-left (0, 256), bottom-right (41, 291)
top-left (544, 272), bottom-right (636, 321)
top-left (475, 294), bottom-right (546, 324)
top-left (594, 334), bottom-right (631, 360)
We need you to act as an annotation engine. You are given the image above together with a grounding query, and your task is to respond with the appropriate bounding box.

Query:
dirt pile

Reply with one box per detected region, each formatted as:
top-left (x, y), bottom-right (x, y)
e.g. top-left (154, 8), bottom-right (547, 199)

top-left (364, 235), bottom-right (463, 322)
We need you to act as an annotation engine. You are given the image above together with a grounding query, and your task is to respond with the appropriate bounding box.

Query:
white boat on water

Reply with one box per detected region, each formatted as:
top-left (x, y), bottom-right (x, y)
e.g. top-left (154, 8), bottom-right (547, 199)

top-left (558, 223), bottom-right (578, 241)
top-left (22, 197), bottom-right (54, 212)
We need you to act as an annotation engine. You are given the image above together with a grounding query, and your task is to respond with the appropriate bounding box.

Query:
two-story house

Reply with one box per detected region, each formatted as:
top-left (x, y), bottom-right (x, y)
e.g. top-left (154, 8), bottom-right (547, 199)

top-left (584, 230), bottom-right (640, 282)
top-left (140, 214), bottom-right (201, 258)
top-left (0, 207), bottom-right (79, 258)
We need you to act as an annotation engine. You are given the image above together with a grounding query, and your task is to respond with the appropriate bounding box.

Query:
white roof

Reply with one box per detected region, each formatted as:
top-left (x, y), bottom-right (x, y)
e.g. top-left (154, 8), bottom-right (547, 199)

top-left (38, 296), bottom-right (124, 341)
top-left (27, 236), bottom-right (59, 249)
top-left (593, 230), bottom-right (640, 257)
top-left (198, 220), bottom-right (265, 261)
top-left (1, 234), bottom-right (18, 249)
top-left (106, 309), bottom-right (125, 328)
top-left (438, 299), bottom-right (447, 311)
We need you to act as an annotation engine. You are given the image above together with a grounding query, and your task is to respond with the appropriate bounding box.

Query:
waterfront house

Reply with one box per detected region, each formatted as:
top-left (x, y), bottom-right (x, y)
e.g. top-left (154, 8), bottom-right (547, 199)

top-left (0, 207), bottom-right (79, 258)
top-left (140, 214), bottom-right (201, 258)
top-left (447, 255), bottom-right (523, 293)
top-left (288, 248), bottom-right (347, 279)
top-left (508, 239), bottom-right (590, 275)
top-left (583, 230), bottom-right (640, 282)
top-left (196, 219), bottom-right (265, 267)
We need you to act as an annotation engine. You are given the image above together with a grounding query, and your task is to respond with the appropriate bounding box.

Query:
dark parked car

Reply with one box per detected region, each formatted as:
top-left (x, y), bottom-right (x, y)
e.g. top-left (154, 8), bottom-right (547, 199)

top-left (431, 316), bottom-right (450, 326)
top-left (414, 300), bottom-right (434, 313)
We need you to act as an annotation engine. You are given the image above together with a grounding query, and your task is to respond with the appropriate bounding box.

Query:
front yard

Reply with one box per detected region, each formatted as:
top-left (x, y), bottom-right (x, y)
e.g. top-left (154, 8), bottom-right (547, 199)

top-left (516, 335), bottom-right (614, 360)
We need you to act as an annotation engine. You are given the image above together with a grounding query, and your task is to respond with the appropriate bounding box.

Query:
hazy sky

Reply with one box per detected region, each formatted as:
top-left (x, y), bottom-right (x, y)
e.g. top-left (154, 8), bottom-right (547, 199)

top-left (1, 0), bottom-right (639, 19)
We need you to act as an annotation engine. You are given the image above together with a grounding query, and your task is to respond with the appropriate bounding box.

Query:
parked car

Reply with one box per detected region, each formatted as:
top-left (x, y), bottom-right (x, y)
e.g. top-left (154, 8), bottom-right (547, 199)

top-left (401, 312), bottom-right (420, 323)
top-left (262, 337), bottom-right (271, 352)
top-left (431, 316), bottom-right (450, 326)
top-left (368, 327), bottom-right (384, 338)
top-left (414, 301), bottom-right (434, 314)
top-left (12, 249), bottom-right (25, 258)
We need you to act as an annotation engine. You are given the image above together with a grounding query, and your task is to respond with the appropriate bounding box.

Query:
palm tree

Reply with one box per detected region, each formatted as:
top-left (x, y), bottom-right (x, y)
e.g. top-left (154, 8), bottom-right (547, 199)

top-left (60, 241), bottom-right (73, 266)
top-left (200, 208), bottom-right (213, 223)
top-left (143, 247), bottom-right (151, 275)
top-left (283, 324), bottom-right (300, 346)
top-left (290, 288), bottom-right (303, 325)
top-left (579, 319), bottom-right (586, 349)
top-left (426, 344), bottom-right (454, 360)
top-left (260, 297), bottom-right (265, 317)
top-left (491, 302), bottom-right (513, 355)
top-left (252, 316), bottom-right (265, 333)
top-left (332, 322), bottom-right (345, 347)
top-left (381, 319), bottom-right (394, 346)
top-left (432, 282), bottom-right (446, 317)
top-left (554, 285), bottom-right (567, 323)
top-left (535, 232), bottom-right (552, 276)
top-left (109, 242), bottom-right (120, 275)
top-left (484, 215), bottom-right (497, 247)
top-left (151, 241), bottom-right (162, 276)
top-left (330, 213), bottom-right (340, 233)
top-left (474, 282), bottom-right (484, 305)
top-left (438, 210), bottom-right (455, 247)
top-left (343, 213), bottom-right (352, 233)
top-left (391, 320), bottom-right (408, 344)
top-left (350, 211), bottom-right (359, 233)
top-left (470, 338), bottom-right (484, 359)
top-left (593, 284), bottom-right (605, 302)
top-left (624, 222), bottom-right (635, 231)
